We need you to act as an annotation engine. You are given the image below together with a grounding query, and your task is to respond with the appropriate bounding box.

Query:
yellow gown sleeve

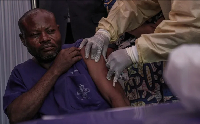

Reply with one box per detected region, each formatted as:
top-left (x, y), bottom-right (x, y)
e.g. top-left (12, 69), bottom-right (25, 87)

top-left (136, 0), bottom-right (200, 63)
top-left (97, 0), bottom-right (161, 42)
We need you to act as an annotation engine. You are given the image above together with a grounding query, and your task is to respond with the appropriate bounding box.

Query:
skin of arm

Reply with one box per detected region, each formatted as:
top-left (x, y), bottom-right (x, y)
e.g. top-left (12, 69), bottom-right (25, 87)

top-left (106, 17), bottom-right (164, 57)
top-left (127, 17), bottom-right (164, 38)
top-left (6, 47), bottom-right (82, 124)
top-left (81, 47), bottom-right (130, 107)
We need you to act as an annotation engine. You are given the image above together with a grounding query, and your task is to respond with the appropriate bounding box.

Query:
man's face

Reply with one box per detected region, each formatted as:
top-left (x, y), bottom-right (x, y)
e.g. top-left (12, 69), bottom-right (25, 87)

top-left (21, 12), bottom-right (62, 63)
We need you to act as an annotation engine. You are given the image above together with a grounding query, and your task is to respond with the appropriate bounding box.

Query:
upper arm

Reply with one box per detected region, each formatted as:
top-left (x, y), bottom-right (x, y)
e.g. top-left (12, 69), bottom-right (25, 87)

top-left (80, 47), bottom-right (129, 107)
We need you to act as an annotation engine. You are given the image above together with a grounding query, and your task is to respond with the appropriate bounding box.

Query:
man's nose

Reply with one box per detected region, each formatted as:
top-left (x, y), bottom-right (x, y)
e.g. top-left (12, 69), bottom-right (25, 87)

top-left (39, 32), bottom-right (50, 44)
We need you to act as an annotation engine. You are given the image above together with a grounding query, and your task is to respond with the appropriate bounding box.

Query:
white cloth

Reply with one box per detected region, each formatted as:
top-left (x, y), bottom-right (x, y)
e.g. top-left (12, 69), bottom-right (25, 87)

top-left (164, 44), bottom-right (200, 112)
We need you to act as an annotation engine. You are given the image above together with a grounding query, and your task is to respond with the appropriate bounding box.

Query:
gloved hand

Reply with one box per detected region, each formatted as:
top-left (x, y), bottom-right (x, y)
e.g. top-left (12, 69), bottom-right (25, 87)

top-left (106, 46), bottom-right (138, 86)
top-left (79, 29), bottom-right (110, 62)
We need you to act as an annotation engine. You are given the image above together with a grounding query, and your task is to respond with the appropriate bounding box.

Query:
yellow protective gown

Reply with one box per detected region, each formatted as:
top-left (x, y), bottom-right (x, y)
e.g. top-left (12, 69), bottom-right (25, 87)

top-left (97, 0), bottom-right (200, 63)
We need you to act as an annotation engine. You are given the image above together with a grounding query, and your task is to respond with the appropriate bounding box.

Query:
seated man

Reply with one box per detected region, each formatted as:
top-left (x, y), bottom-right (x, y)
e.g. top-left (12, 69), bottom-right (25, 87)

top-left (3, 8), bottom-right (129, 124)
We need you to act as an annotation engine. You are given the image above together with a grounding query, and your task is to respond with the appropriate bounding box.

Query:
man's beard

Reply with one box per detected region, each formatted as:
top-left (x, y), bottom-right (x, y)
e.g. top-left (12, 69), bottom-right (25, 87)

top-left (28, 48), bottom-right (60, 63)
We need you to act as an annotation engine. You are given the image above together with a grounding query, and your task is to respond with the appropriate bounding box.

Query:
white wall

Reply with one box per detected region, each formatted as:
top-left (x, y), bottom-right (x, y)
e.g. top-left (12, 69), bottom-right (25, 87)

top-left (0, 1), bottom-right (32, 123)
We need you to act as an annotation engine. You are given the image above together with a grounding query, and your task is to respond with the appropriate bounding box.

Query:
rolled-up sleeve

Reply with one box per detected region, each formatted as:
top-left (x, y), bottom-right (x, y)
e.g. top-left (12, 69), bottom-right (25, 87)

top-left (136, 0), bottom-right (200, 63)
top-left (97, 0), bottom-right (161, 42)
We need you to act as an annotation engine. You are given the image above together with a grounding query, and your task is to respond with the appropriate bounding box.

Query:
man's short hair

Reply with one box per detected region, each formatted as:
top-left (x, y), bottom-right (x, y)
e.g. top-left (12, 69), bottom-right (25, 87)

top-left (18, 8), bottom-right (55, 34)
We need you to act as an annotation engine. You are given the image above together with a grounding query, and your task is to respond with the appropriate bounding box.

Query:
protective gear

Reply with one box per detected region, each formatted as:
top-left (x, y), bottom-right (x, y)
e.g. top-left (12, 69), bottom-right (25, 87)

top-left (106, 46), bottom-right (138, 86)
top-left (164, 44), bottom-right (200, 112)
top-left (79, 29), bottom-right (110, 62)
top-left (97, 0), bottom-right (200, 63)
top-left (126, 46), bottom-right (139, 63)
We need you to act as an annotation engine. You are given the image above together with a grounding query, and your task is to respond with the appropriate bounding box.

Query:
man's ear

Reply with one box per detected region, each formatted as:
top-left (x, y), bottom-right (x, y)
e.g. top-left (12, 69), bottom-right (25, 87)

top-left (57, 25), bottom-right (59, 29)
top-left (19, 33), bottom-right (26, 47)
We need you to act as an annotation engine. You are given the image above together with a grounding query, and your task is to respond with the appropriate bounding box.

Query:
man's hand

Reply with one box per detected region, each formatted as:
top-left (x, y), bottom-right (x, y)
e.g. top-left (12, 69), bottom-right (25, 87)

top-left (106, 49), bottom-right (133, 85)
top-left (79, 29), bottom-right (110, 62)
top-left (7, 47), bottom-right (82, 124)
top-left (52, 47), bottom-right (82, 75)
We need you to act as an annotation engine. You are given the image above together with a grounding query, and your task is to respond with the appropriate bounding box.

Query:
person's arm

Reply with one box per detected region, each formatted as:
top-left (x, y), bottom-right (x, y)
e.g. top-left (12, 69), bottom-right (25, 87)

top-left (135, 0), bottom-right (200, 63)
top-left (81, 47), bottom-right (130, 107)
top-left (127, 16), bottom-right (164, 38)
top-left (97, 0), bottom-right (161, 42)
top-left (7, 67), bottom-right (60, 124)
top-left (6, 47), bottom-right (82, 124)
